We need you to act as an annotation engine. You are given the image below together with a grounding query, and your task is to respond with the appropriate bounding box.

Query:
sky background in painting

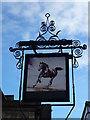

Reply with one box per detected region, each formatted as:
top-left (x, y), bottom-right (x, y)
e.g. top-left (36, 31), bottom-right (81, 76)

top-left (1, 1), bottom-right (89, 118)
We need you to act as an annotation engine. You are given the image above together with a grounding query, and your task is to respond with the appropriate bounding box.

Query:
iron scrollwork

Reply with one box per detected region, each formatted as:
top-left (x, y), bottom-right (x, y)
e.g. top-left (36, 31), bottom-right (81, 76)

top-left (36, 13), bottom-right (61, 48)
top-left (73, 40), bottom-right (82, 68)
top-left (13, 50), bottom-right (23, 69)
top-left (72, 40), bottom-right (87, 68)
top-left (73, 57), bottom-right (79, 68)
top-left (9, 13), bottom-right (87, 69)
top-left (72, 40), bottom-right (81, 47)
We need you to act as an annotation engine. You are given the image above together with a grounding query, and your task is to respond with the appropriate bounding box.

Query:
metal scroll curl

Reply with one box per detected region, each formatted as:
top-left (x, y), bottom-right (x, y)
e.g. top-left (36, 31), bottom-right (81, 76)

top-left (74, 48), bottom-right (83, 58)
top-left (13, 50), bottom-right (21, 59)
top-left (40, 13), bottom-right (56, 34)
top-left (36, 13), bottom-right (61, 48)
top-left (73, 57), bottom-right (79, 68)
top-left (72, 40), bottom-right (84, 68)
top-left (13, 50), bottom-right (23, 69)
top-left (73, 48), bottom-right (83, 68)
top-left (72, 40), bottom-right (81, 47)
top-left (36, 32), bottom-right (46, 48)
top-left (48, 35), bottom-right (60, 48)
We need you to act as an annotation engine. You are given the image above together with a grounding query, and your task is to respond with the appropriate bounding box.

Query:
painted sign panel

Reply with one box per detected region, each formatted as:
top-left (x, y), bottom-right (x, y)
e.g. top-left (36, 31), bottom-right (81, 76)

top-left (23, 53), bottom-right (69, 102)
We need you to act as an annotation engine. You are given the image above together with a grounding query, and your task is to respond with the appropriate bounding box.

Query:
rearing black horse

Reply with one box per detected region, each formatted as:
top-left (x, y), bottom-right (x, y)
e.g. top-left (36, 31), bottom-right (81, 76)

top-left (33, 62), bottom-right (63, 88)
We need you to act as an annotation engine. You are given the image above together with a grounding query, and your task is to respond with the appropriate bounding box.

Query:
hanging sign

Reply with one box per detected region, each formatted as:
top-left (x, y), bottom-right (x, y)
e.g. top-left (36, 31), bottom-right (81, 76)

top-left (23, 53), bottom-right (69, 102)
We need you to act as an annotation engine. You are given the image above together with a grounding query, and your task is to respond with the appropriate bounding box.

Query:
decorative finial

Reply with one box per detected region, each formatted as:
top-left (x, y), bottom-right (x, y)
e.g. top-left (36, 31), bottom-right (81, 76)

top-left (45, 13), bottom-right (50, 20)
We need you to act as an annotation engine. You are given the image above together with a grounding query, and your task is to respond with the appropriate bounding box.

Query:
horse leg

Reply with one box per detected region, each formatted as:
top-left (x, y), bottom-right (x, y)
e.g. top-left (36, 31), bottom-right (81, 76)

top-left (33, 80), bottom-right (39, 88)
top-left (47, 77), bottom-right (53, 87)
top-left (33, 76), bottom-right (42, 88)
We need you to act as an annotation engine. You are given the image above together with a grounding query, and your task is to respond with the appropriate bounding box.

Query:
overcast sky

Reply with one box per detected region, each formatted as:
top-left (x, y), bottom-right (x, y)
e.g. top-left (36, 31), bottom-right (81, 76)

top-left (1, 1), bottom-right (89, 119)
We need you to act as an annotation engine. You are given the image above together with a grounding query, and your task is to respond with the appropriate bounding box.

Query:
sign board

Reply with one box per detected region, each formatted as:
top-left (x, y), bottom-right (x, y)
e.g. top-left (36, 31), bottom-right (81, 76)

top-left (23, 53), bottom-right (69, 102)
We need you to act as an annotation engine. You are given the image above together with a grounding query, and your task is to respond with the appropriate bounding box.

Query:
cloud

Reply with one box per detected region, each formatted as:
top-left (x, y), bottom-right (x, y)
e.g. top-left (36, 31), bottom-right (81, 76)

top-left (22, 32), bottom-right (31, 40)
top-left (2, 2), bottom-right (41, 24)
top-left (40, 2), bottom-right (88, 37)
top-left (3, 2), bottom-right (88, 36)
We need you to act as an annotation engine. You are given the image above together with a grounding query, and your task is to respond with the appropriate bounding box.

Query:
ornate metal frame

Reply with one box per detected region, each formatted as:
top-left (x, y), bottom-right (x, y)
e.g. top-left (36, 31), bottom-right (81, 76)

top-left (9, 13), bottom-right (87, 120)
top-left (10, 13), bottom-right (87, 69)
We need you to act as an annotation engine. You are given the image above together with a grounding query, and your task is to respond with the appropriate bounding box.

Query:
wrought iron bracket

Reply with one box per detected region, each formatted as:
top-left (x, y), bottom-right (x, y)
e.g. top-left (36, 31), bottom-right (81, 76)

top-left (12, 50), bottom-right (24, 69)
top-left (9, 13), bottom-right (87, 69)
top-left (9, 40), bottom-right (87, 69)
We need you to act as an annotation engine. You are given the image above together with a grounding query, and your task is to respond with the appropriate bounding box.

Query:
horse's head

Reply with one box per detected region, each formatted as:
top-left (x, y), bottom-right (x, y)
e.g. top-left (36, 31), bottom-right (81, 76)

top-left (38, 62), bottom-right (49, 71)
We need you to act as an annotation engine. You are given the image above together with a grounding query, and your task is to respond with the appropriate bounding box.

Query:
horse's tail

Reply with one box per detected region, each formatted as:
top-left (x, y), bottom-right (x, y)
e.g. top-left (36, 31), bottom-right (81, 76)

top-left (55, 67), bottom-right (63, 71)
